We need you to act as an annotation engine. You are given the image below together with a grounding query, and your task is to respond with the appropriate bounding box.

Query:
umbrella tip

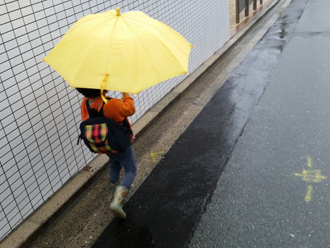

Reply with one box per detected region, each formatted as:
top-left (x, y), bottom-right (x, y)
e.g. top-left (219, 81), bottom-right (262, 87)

top-left (116, 7), bottom-right (121, 16)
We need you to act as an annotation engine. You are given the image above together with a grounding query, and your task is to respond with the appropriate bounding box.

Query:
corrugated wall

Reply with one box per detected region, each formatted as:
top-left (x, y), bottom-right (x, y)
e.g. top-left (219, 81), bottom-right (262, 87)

top-left (0, 0), bottom-right (229, 240)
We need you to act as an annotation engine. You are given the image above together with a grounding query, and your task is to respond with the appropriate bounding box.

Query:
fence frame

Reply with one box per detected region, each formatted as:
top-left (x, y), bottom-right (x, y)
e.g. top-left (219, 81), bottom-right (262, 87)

top-left (236, 0), bottom-right (264, 23)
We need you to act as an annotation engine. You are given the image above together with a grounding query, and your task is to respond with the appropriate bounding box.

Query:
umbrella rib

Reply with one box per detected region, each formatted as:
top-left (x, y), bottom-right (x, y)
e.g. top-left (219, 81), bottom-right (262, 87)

top-left (59, 16), bottom-right (116, 81)
top-left (118, 19), bottom-right (135, 90)
top-left (121, 17), bottom-right (164, 83)
top-left (124, 15), bottom-right (191, 72)
top-left (102, 14), bottom-right (124, 92)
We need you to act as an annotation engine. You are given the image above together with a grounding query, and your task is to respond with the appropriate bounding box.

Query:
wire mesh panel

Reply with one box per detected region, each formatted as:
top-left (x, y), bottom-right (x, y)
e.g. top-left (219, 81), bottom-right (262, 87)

top-left (0, 0), bottom-right (229, 241)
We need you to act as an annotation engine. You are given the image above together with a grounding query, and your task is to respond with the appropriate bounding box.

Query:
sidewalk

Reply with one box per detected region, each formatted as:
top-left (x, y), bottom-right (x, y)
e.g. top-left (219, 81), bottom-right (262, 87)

top-left (1, 1), bottom-right (282, 247)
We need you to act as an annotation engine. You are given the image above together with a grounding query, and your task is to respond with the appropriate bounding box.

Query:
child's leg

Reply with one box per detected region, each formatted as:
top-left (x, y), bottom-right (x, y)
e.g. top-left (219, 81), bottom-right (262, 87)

top-left (118, 145), bottom-right (137, 190)
top-left (109, 145), bottom-right (137, 218)
top-left (107, 154), bottom-right (122, 184)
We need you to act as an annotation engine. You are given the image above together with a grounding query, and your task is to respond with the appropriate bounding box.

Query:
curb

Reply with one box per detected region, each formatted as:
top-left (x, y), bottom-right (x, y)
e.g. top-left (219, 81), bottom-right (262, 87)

top-left (1, 0), bottom-right (288, 247)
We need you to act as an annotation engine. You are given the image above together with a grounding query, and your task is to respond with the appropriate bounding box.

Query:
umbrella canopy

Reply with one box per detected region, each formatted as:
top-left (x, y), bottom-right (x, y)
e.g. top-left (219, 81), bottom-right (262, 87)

top-left (42, 7), bottom-right (193, 97)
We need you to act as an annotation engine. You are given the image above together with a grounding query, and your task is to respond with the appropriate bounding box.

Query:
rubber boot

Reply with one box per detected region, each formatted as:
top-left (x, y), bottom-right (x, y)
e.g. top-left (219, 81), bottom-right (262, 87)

top-left (109, 179), bottom-right (121, 196)
top-left (110, 186), bottom-right (129, 219)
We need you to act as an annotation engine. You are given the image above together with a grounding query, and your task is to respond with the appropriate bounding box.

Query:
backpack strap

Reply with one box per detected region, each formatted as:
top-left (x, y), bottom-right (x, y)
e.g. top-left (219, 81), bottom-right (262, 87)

top-left (86, 98), bottom-right (111, 118)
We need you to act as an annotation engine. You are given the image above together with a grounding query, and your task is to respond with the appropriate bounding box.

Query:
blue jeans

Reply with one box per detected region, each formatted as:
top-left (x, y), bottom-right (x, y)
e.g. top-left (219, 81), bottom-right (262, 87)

top-left (107, 144), bottom-right (137, 190)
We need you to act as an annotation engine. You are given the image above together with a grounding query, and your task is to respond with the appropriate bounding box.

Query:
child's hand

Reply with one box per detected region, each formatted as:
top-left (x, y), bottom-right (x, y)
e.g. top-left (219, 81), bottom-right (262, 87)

top-left (121, 92), bottom-right (129, 101)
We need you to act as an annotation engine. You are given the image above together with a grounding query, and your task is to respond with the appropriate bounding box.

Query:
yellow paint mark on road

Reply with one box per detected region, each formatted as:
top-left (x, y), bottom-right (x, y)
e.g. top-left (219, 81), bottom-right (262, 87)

top-left (295, 170), bottom-right (327, 183)
top-left (150, 151), bottom-right (164, 163)
top-left (305, 185), bottom-right (313, 202)
top-left (307, 156), bottom-right (312, 168)
top-left (295, 157), bottom-right (327, 202)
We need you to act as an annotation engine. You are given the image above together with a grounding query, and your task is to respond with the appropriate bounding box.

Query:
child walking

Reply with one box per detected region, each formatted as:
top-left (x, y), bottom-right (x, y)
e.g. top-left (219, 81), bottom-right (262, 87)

top-left (77, 88), bottom-right (137, 219)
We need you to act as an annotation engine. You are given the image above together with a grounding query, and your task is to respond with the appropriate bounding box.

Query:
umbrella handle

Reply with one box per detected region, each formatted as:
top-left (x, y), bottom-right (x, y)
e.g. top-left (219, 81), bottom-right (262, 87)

top-left (101, 74), bottom-right (109, 104)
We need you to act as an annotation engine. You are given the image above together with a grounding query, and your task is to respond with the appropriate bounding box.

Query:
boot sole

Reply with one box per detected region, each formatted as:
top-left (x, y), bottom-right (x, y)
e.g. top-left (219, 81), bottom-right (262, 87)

top-left (110, 204), bottom-right (127, 219)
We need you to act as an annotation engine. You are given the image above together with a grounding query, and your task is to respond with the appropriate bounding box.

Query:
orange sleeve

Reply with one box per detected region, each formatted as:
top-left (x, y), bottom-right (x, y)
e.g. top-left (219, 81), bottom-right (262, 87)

top-left (81, 97), bottom-right (89, 121)
top-left (80, 96), bottom-right (135, 123)
top-left (103, 96), bottom-right (135, 122)
top-left (118, 95), bottom-right (135, 117)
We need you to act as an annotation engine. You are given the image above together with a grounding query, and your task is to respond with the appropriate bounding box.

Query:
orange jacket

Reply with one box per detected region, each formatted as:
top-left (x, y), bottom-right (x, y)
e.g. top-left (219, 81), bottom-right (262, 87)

top-left (80, 95), bottom-right (135, 129)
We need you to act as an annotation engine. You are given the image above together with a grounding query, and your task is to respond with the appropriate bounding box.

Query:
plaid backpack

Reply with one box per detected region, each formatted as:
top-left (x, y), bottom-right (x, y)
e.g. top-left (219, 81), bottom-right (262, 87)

top-left (77, 98), bottom-right (133, 153)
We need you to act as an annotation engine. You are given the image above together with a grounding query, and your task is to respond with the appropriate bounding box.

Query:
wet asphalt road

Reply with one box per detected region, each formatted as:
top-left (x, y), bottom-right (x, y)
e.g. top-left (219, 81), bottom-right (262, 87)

top-left (191, 0), bottom-right (330, 247)
top-left (92, 0), bottom-right (330, 247)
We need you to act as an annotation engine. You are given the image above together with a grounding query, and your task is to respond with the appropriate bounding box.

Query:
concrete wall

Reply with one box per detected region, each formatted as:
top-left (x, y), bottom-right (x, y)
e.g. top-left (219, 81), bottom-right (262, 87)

top-left (0, 0), bottom-right (229, 240)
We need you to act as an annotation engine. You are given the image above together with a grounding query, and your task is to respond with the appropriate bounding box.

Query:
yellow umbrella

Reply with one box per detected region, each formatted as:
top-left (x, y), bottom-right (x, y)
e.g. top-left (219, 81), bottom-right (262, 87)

top-left (42, 7), bottom-right (193, 102)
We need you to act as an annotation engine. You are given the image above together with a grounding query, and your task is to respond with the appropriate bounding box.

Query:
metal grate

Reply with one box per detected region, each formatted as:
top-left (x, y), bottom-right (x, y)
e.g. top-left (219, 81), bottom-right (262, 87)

top-left (0, 0), bottom-right (229, 241)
